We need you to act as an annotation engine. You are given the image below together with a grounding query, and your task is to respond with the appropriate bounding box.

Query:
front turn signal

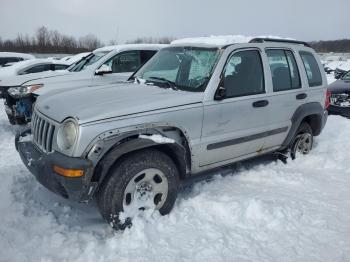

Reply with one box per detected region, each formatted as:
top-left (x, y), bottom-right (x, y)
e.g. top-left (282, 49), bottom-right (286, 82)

top-left (53, 165), bottom-right (84, 177)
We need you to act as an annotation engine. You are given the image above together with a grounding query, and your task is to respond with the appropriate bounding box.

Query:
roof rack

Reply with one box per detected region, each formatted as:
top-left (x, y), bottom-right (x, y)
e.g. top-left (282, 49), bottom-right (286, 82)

top-left (249, 38), bottom-right (311, 47)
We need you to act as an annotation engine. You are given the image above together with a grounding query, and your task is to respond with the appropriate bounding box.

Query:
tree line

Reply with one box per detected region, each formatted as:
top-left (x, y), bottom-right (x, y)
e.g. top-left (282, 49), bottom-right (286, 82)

top-left (1, 26), bottom-right (350, 54)
top-left (309, 39), bottom-right (350, 53)
top-left (0, 26), bottom-right (103, 54)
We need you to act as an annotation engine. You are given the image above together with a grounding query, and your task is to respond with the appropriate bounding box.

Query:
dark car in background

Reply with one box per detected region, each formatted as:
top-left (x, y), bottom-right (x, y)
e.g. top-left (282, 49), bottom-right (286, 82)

top-left (328, 70), bottom-right (350, 117)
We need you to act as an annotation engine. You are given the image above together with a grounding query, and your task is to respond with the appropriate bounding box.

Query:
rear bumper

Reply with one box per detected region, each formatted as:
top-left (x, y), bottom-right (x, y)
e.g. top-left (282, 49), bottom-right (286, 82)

top-left (15, 130), bottom-right (96, 202)
top-left (328, 105), bottom-right (350, 118)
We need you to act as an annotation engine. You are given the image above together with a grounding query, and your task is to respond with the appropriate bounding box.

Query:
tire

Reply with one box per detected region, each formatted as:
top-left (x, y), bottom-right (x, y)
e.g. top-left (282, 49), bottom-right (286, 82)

top-left (290, 122), bottom-right (313, 160)
top-left (97, 148), bottom-right (179, 230)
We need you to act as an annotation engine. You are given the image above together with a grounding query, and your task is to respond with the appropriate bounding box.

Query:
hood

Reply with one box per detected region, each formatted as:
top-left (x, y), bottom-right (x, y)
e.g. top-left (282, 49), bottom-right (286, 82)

top-left (328, 79), bottom-right (350, 94)
top-left (36, 83), bottom-right (203, 124)
top-left (0, 70), bottom-right (71, 86)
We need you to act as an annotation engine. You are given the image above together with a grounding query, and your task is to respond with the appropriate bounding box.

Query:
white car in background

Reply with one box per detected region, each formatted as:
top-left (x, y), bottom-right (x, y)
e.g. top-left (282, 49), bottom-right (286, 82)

top-left (0, 52), bottom-right (35, 67)
top-left (0, 59), bottom-right (70, 79)
top-left (1, 44), bottom-right (166, 124)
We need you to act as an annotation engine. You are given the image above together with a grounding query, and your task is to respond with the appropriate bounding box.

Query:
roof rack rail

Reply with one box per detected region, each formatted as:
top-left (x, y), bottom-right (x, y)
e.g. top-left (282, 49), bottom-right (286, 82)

top-left (249, 38), bottom-right (311, 47)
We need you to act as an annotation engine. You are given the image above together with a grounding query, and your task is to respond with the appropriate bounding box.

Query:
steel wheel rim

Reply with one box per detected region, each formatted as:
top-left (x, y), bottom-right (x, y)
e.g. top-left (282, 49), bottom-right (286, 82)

top-left (296, 133), bottom-right (312, 154)
top-left (123, 168), bottom-right (168, 214)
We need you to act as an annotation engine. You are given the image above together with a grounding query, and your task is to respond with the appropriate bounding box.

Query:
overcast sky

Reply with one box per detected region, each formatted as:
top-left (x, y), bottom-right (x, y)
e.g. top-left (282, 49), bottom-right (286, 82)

top-left (0, 0), bottom-right (349, 44)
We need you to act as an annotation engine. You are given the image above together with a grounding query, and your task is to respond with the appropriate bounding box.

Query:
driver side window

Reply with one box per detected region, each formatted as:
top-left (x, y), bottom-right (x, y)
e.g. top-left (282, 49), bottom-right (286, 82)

top-left (223, 50), bottom-right (265, 98)
top-left (103, 51), bottom-right (141, 73)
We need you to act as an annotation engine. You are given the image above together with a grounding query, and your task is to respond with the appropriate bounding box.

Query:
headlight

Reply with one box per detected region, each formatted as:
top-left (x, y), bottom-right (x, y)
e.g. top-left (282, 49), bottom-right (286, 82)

top-left (8, 84), bottom-right (44, 98)
top-left (57, 119), bottom-right (78, 151)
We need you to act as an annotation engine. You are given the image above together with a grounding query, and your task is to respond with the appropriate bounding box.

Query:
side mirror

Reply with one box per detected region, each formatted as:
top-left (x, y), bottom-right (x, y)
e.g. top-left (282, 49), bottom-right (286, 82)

top-left (215, 86), bottom-right (227, 100)
top-left (214, 78), bottom-right (226, 100)
top-left (95, 64), bottom-right (112, 76)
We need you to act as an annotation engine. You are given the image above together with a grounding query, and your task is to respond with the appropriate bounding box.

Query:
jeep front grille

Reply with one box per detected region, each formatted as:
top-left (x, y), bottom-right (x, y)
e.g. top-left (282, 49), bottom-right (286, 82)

top-left (31, 112), bottom-right (55, 152)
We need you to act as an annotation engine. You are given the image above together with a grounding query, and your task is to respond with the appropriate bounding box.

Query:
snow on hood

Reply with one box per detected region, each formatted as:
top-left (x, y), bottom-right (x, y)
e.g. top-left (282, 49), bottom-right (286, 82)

top-left (171, 35), bottom-right (293, 46)
top-left (35, 83), bottom-right (203, 123)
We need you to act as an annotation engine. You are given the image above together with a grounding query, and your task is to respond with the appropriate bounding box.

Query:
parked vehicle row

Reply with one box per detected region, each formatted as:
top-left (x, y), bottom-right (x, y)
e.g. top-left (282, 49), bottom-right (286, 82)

top-left (14, 37), bottom-right (329, 230)
top-left (0, 44), bottom-right (164, 124)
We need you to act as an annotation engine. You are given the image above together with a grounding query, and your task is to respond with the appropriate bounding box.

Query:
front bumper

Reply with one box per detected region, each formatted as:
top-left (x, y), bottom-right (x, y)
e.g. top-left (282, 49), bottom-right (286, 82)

top-left (328, 105), bottom-right (350, 118)
top-left (4, 96), bottom-right (34, 125)
top-left (15, 130), bottom-right (96, 202)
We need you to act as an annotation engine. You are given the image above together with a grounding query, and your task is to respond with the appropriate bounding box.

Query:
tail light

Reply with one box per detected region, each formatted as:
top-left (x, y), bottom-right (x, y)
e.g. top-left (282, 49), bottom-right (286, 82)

top-left (325, 89), bottom-right (331, 110)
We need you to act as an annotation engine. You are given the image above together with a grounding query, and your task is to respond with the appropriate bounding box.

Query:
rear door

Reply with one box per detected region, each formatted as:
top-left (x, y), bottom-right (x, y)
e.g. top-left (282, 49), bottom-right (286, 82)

top-left (262, 48), bottom-right (306, 149)
top-left (200, 48), bottom-right (271, 166)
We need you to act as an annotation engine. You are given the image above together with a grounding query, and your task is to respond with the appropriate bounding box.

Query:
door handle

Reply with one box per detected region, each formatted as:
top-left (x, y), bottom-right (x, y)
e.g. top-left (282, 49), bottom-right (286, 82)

top-left (296, 93), bottom-right (307, 100)
top-left (252, 100), bottom-right (269, 108)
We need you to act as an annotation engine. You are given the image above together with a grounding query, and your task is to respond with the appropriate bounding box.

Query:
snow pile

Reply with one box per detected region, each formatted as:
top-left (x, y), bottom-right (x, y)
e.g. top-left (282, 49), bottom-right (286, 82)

top-left (326, 59), bottom-right (350, 71)
top-left (171, 35), bottom-right (292, 46)
top-left (0, 102), bottom-right (350, 261)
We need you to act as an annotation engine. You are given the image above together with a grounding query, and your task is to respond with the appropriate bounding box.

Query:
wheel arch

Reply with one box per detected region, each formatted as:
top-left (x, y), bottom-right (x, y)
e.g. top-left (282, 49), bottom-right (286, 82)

top-left (91, 127), bottom-right (192, 187)
top-left (281, 102), bottom-right (325, 150)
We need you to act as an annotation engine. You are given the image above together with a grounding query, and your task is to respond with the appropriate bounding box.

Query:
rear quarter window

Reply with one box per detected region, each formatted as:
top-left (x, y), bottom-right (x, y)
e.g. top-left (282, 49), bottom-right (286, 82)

top-left (299, 51), bottom-right (322, 87)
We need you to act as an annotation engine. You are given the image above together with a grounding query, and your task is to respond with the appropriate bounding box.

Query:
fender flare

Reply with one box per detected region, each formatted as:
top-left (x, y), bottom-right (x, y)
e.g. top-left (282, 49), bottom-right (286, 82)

top-left (281, 102), bottom-right (325, 150)
top-left (93, 136), bottom-right (188, 186)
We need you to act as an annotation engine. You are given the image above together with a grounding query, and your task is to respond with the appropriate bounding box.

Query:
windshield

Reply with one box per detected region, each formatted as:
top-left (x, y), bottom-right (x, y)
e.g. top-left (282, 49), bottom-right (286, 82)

top-left (133, 46), bottom-right (221, 92)
top-left (67, 51), bottom-right (109, 72)
top-left (342, 71), bottom-right (350, 80)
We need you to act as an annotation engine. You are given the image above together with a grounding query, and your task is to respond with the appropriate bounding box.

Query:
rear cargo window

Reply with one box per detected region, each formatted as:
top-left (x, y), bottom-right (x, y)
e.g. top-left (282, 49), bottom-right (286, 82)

top-left (299, 51), bottom-right (322, 87)
top-left (266, 49), bottom-right (301, 92)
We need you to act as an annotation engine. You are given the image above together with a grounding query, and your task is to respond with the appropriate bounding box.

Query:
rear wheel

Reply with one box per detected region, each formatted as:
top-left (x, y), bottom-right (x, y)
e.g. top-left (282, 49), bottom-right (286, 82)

top-left (97, 148), bottom-right (179, 230)
top-left (290, 122), bottom-right (313, 159)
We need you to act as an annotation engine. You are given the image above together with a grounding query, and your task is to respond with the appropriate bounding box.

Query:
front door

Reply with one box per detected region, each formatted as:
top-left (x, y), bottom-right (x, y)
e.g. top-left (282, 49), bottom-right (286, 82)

top-left (200, 49), bottom-right (271, 166)
top-left (92, 50), bottom-right (143, 86)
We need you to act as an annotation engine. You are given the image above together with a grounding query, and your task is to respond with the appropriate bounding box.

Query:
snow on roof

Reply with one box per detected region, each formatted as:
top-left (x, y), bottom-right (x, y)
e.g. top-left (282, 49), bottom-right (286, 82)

top-left (0, 52), bottom-right (35, 60)
top-left (94, 44), bottom-right (167, 53)
top-left (171, 35), bottom-right (292, 47)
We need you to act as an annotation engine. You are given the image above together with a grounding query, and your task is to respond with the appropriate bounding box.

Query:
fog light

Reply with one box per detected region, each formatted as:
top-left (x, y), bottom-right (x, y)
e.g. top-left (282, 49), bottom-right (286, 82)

top-left (53, 165), bottom-right (84, 177)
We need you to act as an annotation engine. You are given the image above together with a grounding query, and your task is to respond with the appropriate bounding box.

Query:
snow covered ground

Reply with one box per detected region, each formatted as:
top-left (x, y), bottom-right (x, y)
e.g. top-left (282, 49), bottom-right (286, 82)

top-left (1, 96), bottom-right (350, 261)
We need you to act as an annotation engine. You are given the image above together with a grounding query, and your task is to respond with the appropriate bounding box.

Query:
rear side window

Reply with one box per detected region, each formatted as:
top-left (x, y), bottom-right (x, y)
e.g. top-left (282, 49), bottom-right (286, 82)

top-left (299, 51), bottom-right (322, 87)
top-left (266, 49), bottom-right (301, 92)
top-left (22, 64), bottom-right (51, 74)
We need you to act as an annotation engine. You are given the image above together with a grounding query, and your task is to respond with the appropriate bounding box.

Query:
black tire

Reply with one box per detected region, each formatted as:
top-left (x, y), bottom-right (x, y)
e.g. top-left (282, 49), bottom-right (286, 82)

top-left (97, 148), bottom-right (179, 230)
top-left (290, 122), bottom-right (313, 160)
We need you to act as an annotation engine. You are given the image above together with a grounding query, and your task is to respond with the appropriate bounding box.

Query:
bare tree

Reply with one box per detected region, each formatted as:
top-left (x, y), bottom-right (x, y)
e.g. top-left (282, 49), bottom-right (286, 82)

top-left (79, 34), bottom-right (102, 50)
top-left (36, 26), bottom-right (51, 51)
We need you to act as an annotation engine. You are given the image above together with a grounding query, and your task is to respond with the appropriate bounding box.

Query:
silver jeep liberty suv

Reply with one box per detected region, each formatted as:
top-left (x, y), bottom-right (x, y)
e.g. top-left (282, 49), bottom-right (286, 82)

top-left (16, 37), bottom-right (329, 230)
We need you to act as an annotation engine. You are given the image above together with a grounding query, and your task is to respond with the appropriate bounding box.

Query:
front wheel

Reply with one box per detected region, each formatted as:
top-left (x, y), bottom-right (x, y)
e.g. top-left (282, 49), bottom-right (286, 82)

top-left (290, 122), bottom-right (313, 160)
top-left (97, 148), bottom-right (179, 230)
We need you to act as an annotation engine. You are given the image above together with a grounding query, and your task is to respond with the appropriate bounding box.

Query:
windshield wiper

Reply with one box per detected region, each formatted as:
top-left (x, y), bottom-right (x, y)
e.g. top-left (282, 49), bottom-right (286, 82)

top-left (148, 77), bottom-right (178, 90)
